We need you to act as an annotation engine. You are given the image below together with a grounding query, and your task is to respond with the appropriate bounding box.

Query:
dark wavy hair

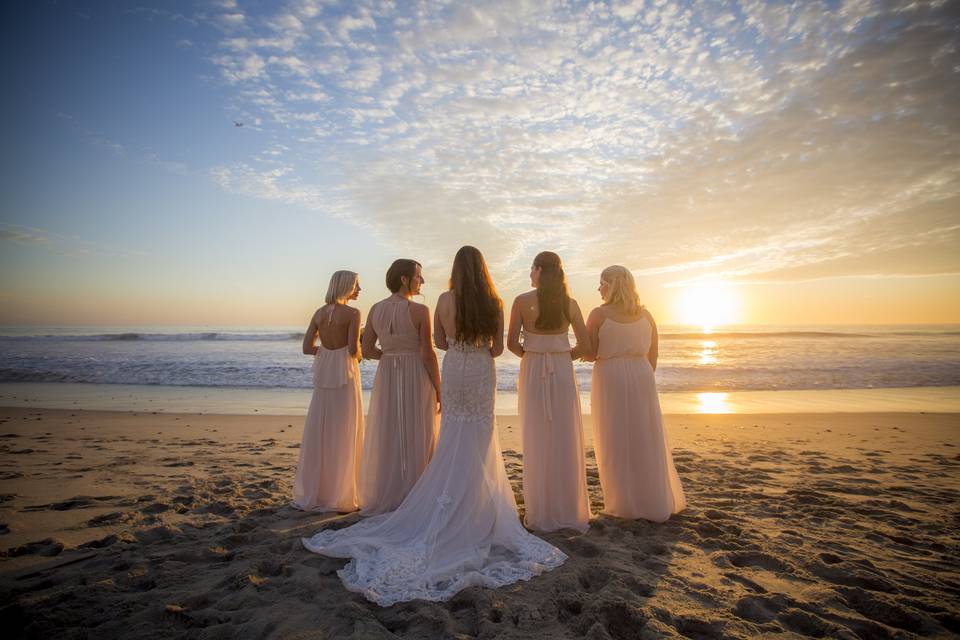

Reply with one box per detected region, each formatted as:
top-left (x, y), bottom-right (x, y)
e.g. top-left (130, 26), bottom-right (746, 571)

top-left (449, 246), bottom-right (502, 345)
top-left (385, 258), bottom-right (421, 293)
top-left (533, 251), bottom-right (571, 331)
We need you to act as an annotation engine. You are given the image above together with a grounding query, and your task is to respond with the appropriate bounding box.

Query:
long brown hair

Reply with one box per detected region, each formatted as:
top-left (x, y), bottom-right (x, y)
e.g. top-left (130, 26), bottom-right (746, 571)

top-left (449, 246), bottom-right (502, 345)
top-left (533, 251), bottom-right (571, 331)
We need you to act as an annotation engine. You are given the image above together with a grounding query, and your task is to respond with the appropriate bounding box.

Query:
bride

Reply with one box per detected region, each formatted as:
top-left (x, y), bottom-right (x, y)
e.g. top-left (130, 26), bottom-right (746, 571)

top-left (302, 246), bottom-right (566, 605)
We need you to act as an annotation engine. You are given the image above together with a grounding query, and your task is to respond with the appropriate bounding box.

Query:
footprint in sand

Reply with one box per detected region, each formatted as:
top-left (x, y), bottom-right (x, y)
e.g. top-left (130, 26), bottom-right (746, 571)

top-left (24, 496), bottom-right (120, 512)
top-left (726, 551), bottom-right (795, 573)
top-left (140, 502), bottom-right (171, 514)
top-left (777, 609), bottom-right (839, 637)
top-left (722, 571), bottom-right (767, 594)
top-left (564, 537), bottom-right (602, 558)
top-left (807, 560), bottom-right (897, 593)
top-left (3, 537), bottom-right (65, 557)
top-left (79, 533), bottom-right (132, 549)
top-left (838, 585), bottom-right (929, 634)
top-left (733, 593), bottom-right (792, 623)
top-left (576, 566), bottom-right (613, 593)
top-left (87, 511), bottom-right (124, 526)
top-left (671, 614), bottom-right (727, 638)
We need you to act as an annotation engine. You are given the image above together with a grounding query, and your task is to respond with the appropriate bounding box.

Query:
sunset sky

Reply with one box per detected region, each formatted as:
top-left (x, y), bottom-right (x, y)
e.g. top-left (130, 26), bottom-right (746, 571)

top-left (2, 0), bottom-right (958, 327)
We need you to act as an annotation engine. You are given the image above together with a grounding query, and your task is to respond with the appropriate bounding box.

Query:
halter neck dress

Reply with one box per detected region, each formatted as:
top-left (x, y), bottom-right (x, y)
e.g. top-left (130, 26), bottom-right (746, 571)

top-left (357, 298), bottom-right (439, 515)
top-left (292, 316), bottom-right (364, 512)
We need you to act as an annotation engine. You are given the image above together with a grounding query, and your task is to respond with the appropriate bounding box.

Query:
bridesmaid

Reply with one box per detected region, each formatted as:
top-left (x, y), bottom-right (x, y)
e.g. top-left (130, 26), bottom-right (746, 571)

top-left (358, 259), bottom-right (441, 515)
top-left (292, 270), bottom-right (365, 512)
top-left (508, 251), bottom-right (592, 533)
top-left (584, 265), bottom-right (686, 522)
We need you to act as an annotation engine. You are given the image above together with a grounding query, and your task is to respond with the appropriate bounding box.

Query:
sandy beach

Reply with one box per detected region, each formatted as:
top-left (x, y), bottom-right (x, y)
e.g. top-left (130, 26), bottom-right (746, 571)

top-left (1, 406), bottom-right (958, 639)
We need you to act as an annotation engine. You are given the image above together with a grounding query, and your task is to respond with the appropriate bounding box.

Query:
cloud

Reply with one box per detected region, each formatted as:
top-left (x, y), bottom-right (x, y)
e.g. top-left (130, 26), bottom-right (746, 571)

top-left (0, 225), bottom-right (148, 258)
top-left (199, 0), bottom-right (960, 287)
top-left (218, 12), bottom-right (245, 28)
top-left (337, 10), bottom-right (376, 41)
top-left (0, 226), bottom-right (49, 246)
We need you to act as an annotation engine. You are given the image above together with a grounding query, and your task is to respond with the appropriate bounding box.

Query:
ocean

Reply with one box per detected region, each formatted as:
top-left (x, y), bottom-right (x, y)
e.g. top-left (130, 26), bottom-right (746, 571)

top-left (1, 325), bottom-right (959, 414)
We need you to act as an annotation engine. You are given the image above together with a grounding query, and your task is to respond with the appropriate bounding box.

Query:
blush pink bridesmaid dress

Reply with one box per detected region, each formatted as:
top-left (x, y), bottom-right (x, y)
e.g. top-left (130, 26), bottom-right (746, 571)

top-left (518, 332), bottom-right (591, 533)
top-left (291, 344), bottom-right (364, 512)
top-left (358, 299), bottom-right (439, 515)
top-left (591, 316), bottom-right (686, 521)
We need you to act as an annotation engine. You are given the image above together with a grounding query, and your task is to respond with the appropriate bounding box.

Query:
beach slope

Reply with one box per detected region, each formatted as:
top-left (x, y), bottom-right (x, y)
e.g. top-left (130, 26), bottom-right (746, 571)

top-left (1, 408), bottom-right (958, 638)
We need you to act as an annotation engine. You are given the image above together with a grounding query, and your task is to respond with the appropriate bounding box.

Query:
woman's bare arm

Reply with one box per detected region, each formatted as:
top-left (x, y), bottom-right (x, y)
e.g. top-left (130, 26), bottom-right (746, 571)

top-left (568, 299), bottom-right (591, 361)
top-left (490, 307), bottom-right (505, 357)
top-left (347, 308), bottom-right (361, 359)
top-left (582, 307), bottom-right (604, 362)
top-left (507, 296), bottom-right (524, 358)
top-left (302, 312), bottom-right (319, 355)
top-left (415, 304), bottom-right (442, 407)
top-left (645, 308), bottom-right (659, 370)
top-left (433, 292), bottom-right (449, 351)
top-left (361, 305), bottom-right (382, 360)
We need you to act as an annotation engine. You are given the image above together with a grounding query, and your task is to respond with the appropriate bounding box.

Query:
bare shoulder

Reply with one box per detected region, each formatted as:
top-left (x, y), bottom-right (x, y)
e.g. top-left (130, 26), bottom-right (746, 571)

top-left (409, 300), bottom-right (430, 316)
top-left (587, 305), bottom-right (607, 323)
top-left (437, 290), bottom-right (453, 307)
top-left (514, 290), bottom-right (536, 306)
top-left (642, 306), bottom-right (656, 325)
top-left (311, 304), bottom-right (329, 322)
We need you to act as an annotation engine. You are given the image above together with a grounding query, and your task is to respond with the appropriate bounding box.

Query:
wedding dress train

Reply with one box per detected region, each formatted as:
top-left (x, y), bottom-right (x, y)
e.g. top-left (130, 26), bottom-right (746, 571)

top-left (302, 341), bottom-right (566, 606)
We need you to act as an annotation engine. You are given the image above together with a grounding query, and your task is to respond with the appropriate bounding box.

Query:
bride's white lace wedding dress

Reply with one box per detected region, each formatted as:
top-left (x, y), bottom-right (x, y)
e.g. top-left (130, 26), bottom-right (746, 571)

top-left (302, 341), bottom-right (567, 606)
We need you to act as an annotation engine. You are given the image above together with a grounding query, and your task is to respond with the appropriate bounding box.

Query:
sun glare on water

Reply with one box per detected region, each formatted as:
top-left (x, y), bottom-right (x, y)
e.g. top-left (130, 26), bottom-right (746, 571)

top-left (675, 282), bottom-right (741, 332)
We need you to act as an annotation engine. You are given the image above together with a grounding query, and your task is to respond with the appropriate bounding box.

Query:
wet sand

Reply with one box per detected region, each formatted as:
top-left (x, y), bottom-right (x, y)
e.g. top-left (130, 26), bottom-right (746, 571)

top-left (1, 407), bottom-right (958, 638)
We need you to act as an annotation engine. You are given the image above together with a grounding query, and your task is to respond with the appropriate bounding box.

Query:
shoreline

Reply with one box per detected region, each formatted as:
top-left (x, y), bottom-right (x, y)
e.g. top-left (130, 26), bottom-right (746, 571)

top-left (2, 381), bottom-right (959, 416)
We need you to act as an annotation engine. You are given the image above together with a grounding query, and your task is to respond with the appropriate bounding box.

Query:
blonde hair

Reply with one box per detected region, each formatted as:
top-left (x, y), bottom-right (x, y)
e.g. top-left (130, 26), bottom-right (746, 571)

top-left (325, 270), bottom-right (359, 304)
top-left (601, 265), bottom-right (642, 316)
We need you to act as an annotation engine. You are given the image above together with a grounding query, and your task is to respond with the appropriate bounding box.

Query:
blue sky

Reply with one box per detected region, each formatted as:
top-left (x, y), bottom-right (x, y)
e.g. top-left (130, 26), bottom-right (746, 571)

top-left (2, 0), bottom-right (958, 325)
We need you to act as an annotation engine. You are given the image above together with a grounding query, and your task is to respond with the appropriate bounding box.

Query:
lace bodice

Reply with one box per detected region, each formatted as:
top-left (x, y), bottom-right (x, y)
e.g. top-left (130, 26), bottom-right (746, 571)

top-left (441, 341), bottom-right (495, 419)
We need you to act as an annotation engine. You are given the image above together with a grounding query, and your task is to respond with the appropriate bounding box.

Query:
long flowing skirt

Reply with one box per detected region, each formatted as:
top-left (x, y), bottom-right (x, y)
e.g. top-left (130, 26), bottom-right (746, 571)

top-left (592, 357), bottom-right (686, 521)
top-left (358, 352), bottom-right (439, 515)
top-left (518, 352), bottom-right (591, 533)
top-left (302, 345), bottom-right (566, 606)
top-left (292, 348), bottom-right (364, 512)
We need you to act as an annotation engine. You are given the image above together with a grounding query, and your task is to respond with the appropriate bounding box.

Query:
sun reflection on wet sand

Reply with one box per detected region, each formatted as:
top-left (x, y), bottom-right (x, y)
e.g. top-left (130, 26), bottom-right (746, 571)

top-left (696, 392), bottom-right (732, 413)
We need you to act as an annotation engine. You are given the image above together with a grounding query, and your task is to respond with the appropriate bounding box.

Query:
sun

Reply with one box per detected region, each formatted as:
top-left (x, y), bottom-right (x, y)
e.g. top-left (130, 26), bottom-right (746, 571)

top-left (675, 282), bottom-right (740, 331)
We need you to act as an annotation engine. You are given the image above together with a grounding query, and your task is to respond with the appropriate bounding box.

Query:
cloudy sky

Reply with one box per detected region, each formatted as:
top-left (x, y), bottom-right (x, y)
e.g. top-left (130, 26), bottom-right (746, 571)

top-left (2, 0), bottom-right (958, 326)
